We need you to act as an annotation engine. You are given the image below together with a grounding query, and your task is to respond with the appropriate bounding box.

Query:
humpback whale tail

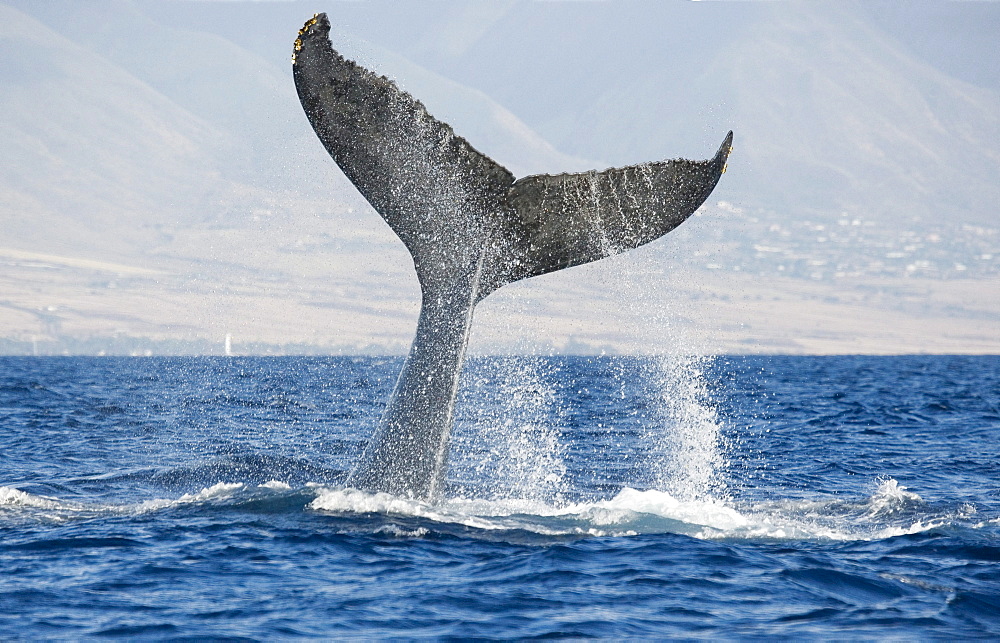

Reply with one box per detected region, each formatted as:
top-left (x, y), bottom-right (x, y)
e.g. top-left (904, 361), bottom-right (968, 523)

top-left (293, 13), bottom-right (732, 500)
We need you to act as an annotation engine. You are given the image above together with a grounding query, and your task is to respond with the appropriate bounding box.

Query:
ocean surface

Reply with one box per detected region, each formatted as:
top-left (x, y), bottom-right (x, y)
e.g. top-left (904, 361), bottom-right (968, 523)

top-left (1, 354), bottom-right (998, 638)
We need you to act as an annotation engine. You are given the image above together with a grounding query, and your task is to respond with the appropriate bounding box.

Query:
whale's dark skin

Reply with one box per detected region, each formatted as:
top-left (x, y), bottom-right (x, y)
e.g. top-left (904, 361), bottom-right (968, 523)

top-left (292, 13), bottom-right (732, 501)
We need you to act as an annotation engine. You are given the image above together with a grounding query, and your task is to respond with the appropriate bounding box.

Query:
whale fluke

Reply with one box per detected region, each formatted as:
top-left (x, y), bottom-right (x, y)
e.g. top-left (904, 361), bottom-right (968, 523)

top-left (293, 13), bottom-right (732, 500)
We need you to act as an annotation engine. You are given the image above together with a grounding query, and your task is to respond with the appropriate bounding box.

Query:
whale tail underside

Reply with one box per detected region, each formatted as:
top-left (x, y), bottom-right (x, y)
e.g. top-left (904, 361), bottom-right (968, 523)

top-left (292, 13), bottom-right (731, 499)
top-left (293, 13), bottom-right (732, 300)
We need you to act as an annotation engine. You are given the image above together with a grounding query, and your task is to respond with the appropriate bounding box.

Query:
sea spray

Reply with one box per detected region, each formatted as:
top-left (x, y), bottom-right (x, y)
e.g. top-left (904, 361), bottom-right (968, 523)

top-left (453, 248), bottom-right (732, 504)
top-left (645, 352), bottom-right (728, 500)
top-left (604, 247), bottom-right (731, 502)
top-left (450, 356), bottom-right (568, 503)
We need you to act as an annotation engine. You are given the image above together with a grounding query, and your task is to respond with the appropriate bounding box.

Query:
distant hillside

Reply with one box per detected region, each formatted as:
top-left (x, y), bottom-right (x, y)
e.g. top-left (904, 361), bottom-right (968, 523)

top-left (0, 5), bottom-right (219, 258)
top-left (355, 1), bottom-right (1000, 230)
top-left (122, 0), bottom-right (999, 279)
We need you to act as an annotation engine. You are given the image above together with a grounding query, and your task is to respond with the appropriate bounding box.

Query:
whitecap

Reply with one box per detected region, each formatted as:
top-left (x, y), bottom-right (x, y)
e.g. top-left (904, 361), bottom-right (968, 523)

top-left (865, 477), bottom-right (923, 518)
top-left (309, 485), bottom-right (750, 538)
top-left (0, 486), bottom-right (61, 509)
top-left (374, 524), bottom-right (430, 538)
top-left (309, 486), bottom-right (506, 531)
top-left (177, 481), bottom-right (245, 502)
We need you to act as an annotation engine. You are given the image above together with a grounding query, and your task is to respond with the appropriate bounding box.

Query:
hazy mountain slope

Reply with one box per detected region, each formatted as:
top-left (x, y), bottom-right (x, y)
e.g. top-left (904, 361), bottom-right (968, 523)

top-left (0, 1), bottom-right (609, 353)
top-left (706, 3), bottom-right (1000, 227)
top-left (10, 0), bottom-right (591, 183)
top-left (7, 0), bottom-right (318, 190)
top-left (0, 4), bottom-right (225, 258)
top-left (1, 1), bottom-right (589, 254)
top-left (381, 1), bottom-right (1000, 229)
top-left (860, 0), bottom-right (1000, 93)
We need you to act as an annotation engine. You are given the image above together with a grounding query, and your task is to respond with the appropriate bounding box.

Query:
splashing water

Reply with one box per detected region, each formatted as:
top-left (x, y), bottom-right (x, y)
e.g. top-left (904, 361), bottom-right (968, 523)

top-left (645, 352), bottom-right (728, 501)
top-left (479, 174), bottom-right (731, 505)
top-left (457, 257), bottom-right (729, 506)
top-left (548, 173), bottom-right (731, 501)
top-left (594, 242), bottom-right (730, 502)
top-left (0, 473), bottom-right (976, 543)
top-left (451, 356), bottom-right (568, 503)
top-left (866, 477), bottom-right (924, 518)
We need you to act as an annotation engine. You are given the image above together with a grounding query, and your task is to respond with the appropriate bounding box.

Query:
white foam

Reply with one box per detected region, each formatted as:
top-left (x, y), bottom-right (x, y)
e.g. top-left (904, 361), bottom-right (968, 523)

top-left (309, 487), bottom-right (506, 531)
top-left (374, 524), bottom-right (430, 538)
top-left (592, 487), bottom-right (748, 529)
top-left (865, 477), bottom-right (923, 517)
top-left (178, 481), bottom-right (245, 502)
top-left (1, 482), bottom-right (259, 520)
top-left (0, 486), bottom-right (61, 509)
top-left (1, 479), bottom-right (983, 542)
top-left (311, 486), bottom-right (748, 537)
top-left (0, 485), bottom-right (100, 523)
top-left (706, 479), bottom-right (946, 541)
top-left (308, 480), bottom-right (967, 541)
top-left (136, 482), bottom-right (247, 512)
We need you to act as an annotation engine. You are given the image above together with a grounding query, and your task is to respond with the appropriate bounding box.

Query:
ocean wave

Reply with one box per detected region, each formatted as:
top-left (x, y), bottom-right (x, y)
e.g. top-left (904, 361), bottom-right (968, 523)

top-left (0, 481), bottom-right (295, 522)
top-left (309, 479), bottom-right (974, 542)
top-left (0, 478), bottom-right (990, 543)
top-left (0, 486), bottom-right (63, 509)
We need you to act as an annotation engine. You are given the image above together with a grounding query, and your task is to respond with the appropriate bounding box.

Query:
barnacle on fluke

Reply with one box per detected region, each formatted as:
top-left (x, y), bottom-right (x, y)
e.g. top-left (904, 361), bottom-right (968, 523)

top-left (292, 14), bottom-right (319, 64)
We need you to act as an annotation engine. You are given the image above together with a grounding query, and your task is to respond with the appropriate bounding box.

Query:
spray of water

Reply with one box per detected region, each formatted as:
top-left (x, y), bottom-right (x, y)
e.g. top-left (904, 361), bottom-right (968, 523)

top-left (605, 245), bottom-right (730, 502)
top-left (451, 356), bottom-right (568, 504)
top-left (454, 184), bottom-right (730, 504)
top-left (645, 352), bottom-right (728, 501)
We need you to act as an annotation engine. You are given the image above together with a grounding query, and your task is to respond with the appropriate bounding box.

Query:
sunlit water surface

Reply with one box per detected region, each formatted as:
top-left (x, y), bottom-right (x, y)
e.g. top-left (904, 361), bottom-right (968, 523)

top-left (1, 355), bottom-right (998, 637)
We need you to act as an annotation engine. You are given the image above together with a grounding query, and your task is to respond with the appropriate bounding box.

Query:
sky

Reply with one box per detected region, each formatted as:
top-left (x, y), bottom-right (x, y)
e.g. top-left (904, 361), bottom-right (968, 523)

top-left (1, 0), bottom-right (997, 355)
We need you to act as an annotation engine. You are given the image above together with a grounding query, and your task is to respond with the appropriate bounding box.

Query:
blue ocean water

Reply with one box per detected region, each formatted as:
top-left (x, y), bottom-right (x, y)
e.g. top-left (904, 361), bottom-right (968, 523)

top-left (1, 355), bottom-right (998, 637)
